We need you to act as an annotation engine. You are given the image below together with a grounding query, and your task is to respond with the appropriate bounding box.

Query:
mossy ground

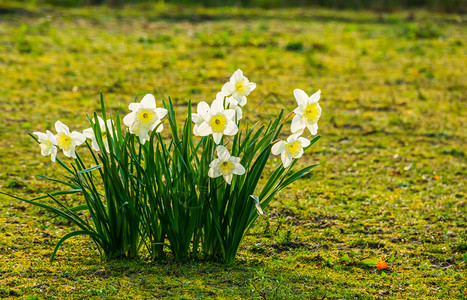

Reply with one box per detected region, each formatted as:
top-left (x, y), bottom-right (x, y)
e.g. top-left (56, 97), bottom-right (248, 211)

top-left (0, 2), bottom-right (466, 299)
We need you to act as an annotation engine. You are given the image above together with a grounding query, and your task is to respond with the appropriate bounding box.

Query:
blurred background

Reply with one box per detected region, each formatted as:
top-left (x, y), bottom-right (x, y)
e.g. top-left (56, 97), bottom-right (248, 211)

top-left (8, 0), bottom-right (466, 12)
top-left (1, 0), bottom-right (465, 193)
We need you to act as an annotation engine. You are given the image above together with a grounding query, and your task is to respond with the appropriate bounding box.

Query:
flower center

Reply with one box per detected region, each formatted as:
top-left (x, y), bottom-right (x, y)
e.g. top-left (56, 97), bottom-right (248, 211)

top-left (285, 141), bottom-right (302, 158)
top-left (40, 140), bottom-right (52, 152)
top-left (209, 114), bottom-right (227, 132)
top-left (218, 160), bottom-right (234, 175)
top-left (304, 103), bottom-right (320, 123)
top-left (56, 132), bottom-right (72, 151)
top-left (137, 109), bottom-right (155, 126)
top-left (235, 82), bottom-right (245, 93)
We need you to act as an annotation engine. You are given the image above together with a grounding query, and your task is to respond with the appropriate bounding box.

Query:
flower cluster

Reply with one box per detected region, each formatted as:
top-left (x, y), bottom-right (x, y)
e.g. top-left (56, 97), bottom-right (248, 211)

top-left (33, 69), bottom-right (321, 184)
top-left (271, 88), bottom-right (322, 167)
top-left (23, 69), bottom-right (324, 264)
top-left (34, 121), bottom-right (87, 161)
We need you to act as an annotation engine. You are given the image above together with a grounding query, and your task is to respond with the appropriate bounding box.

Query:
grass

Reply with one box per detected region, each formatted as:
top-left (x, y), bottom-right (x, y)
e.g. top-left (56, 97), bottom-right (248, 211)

top-left (0, 2), bottom-right (466, 299)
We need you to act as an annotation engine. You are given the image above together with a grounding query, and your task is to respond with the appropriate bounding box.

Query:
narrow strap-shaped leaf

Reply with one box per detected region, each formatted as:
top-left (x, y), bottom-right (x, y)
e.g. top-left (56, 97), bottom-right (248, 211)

top-left (77, 164), bottom-right (103, 174)
top-left (50, 230), bottom-right (104, 262)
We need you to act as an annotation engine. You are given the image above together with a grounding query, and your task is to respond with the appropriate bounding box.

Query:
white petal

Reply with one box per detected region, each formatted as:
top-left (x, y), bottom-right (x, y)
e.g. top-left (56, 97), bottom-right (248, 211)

top-left (281, 152), bottom-right (292, 168)
top-left (230, 156), bottom-right (241, 164)
top-left (217, 146), bottom-right (230, 161)
top-left (91, 139), bottom-right (100, 151)
top-left (46, 130), bottom-right (56, 144)
top-left (294, 106), bottom-right (304, 116)
top-left (286, 134), bottom-right (296, 142)
top-left (291, 115), bottom-right (306, 133)
top-left (129, 102), bottom-right (140, 111)
top-left (215, 92), bottom-right (225, 102)
top-left (33, 132), bottom-right (48, 143)
top-left (212, 132), bottom-right (223, 144)
top-left (233, 163), bottom-right (245, 175)
top-left (232, 69), bottom-right (243, 82)
top-left (223, 121), bottom-right (238, 136)
top-left (298, 137), bottom-right (311, 148)
top-left (197, 102), bottom-right (211, 121)
top-left (196, 122), bottom-right (212, 136)
top-left (138, 129), bottom-right (150, 144)
top-left (155, 121), bottom-right (164, 133)
top-left (50, 146), bottom-right (57, 162)
top-left (291, 129), bottom-right (304, 139)
top-left (193, 124), bottom-right (201, 136)
top-left (223, 109), bottom-right (235, 120)
top-left (210, 99), bottom-right (224, 114)
top-left (223, 174), bottom-right (233, 185)
top-left (309, 90), bottom-right (321, 104)
top-left (94, 116), bottom-right (105, 128)
top-left (141, 94), bottom-right (156, 108)
top-left (238, 96), bottom-right (247, 106)
top-left (209, 158), bottom-right (219, 169)
top-left (208, 167), bottom-right (221, 178)
top-left (55, 120), bottom-right (69, 134)
top-left (294, 148), bottom-right (304, 159)
top-left (105, 119), bottom-right (114, 129)
top-left (63, 148), bottom-right (74, 158)
top-left (271, 141), bottom-right (286, 155)
top-left (293, 89), bottom-right (309, 106)
top-left (234, 106), bottom-right (243, 120)
top-left (307, 123), bottom-right (318, 135)
top-left (83, 128), bottom-right (94, 139)
top-left (156, 107), bottom-right (168, 119)
top-left (40, 144), bottom-right (50, 156)
top-left (123, 112), bottom-right (136, 128)
top-left (222, 82), bottom-right (235, 96)
top-left (192, 113), bottom-right (204, 125)
top-left (248, 82), bottom-right (256, 93)
top-left (71, 132), bottom-right (86, 145)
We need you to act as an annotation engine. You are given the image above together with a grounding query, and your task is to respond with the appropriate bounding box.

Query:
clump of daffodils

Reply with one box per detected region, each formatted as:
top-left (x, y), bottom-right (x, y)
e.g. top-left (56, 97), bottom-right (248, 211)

top-left (24, 69), bottom-right (323, 264)
top-left (33, 69), bottom-right (322, 186)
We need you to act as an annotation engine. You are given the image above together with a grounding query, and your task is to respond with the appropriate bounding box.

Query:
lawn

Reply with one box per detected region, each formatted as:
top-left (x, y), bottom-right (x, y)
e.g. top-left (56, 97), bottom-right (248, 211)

top-left (0, 2), bottom-right (466, 299)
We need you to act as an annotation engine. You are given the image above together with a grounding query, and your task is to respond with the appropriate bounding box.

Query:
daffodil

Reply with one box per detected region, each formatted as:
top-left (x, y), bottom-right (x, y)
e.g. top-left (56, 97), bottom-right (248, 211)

top-left (192, 92), bottom-right (224, 136)
top-left (271, 133), bottom-right (311, 168)
top-left (291, 89), bottom-right (322, 135)
top-left (123, 94), bottom-right (168, 144)
top-left (208, 146), bottom-right (245, 184)
top-left (54, 121), bottom-right (86, 159)
top-left (33, 130), bottom-right (57, 162)
top-left (225, 96), bottom-right (243, 122)
top-left (83, 116), bottom-right (114, 153)
top-left (221, 69), bottom-right (256, 106)
top-left (193, 98), bottom-right (238, 144)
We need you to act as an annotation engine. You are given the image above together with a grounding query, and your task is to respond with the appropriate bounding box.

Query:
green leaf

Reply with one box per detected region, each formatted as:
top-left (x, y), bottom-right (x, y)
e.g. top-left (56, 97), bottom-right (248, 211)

top-left (360, 258), bottom-right (378, 266)
top-left (50, 230), bottom-right (103, 262)
top-left (77, 165), bottom-right (103, 174)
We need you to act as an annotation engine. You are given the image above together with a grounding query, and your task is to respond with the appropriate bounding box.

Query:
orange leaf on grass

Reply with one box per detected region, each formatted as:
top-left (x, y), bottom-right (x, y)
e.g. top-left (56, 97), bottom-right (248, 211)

top-left (377, 260), bottom-right (389, 270)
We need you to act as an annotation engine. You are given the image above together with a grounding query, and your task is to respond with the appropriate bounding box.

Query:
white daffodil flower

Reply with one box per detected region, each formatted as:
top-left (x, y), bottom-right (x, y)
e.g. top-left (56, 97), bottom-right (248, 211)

top-left (271, 133), bottom-right (311, 168)
top-left (208, 145), bottom-right (245, 185)
top-left (83, 116), bottom-right (114, 153)
top-left (194, 99), bottom-right (238, 144)
top-left (123, 94), bottom-right (168, 144)
top-left (33, 130), bottom-right (57, 162)
top-left (221, 69), bottom-right (256, 106)
top-left (225, 96), bottom-right (243, 122)
top-left (291, 89), bottom-right (322, 135)
top-left (54, 121), bottom-right (86, 159)
top-left (192, 92), bottom-right (224, 136)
